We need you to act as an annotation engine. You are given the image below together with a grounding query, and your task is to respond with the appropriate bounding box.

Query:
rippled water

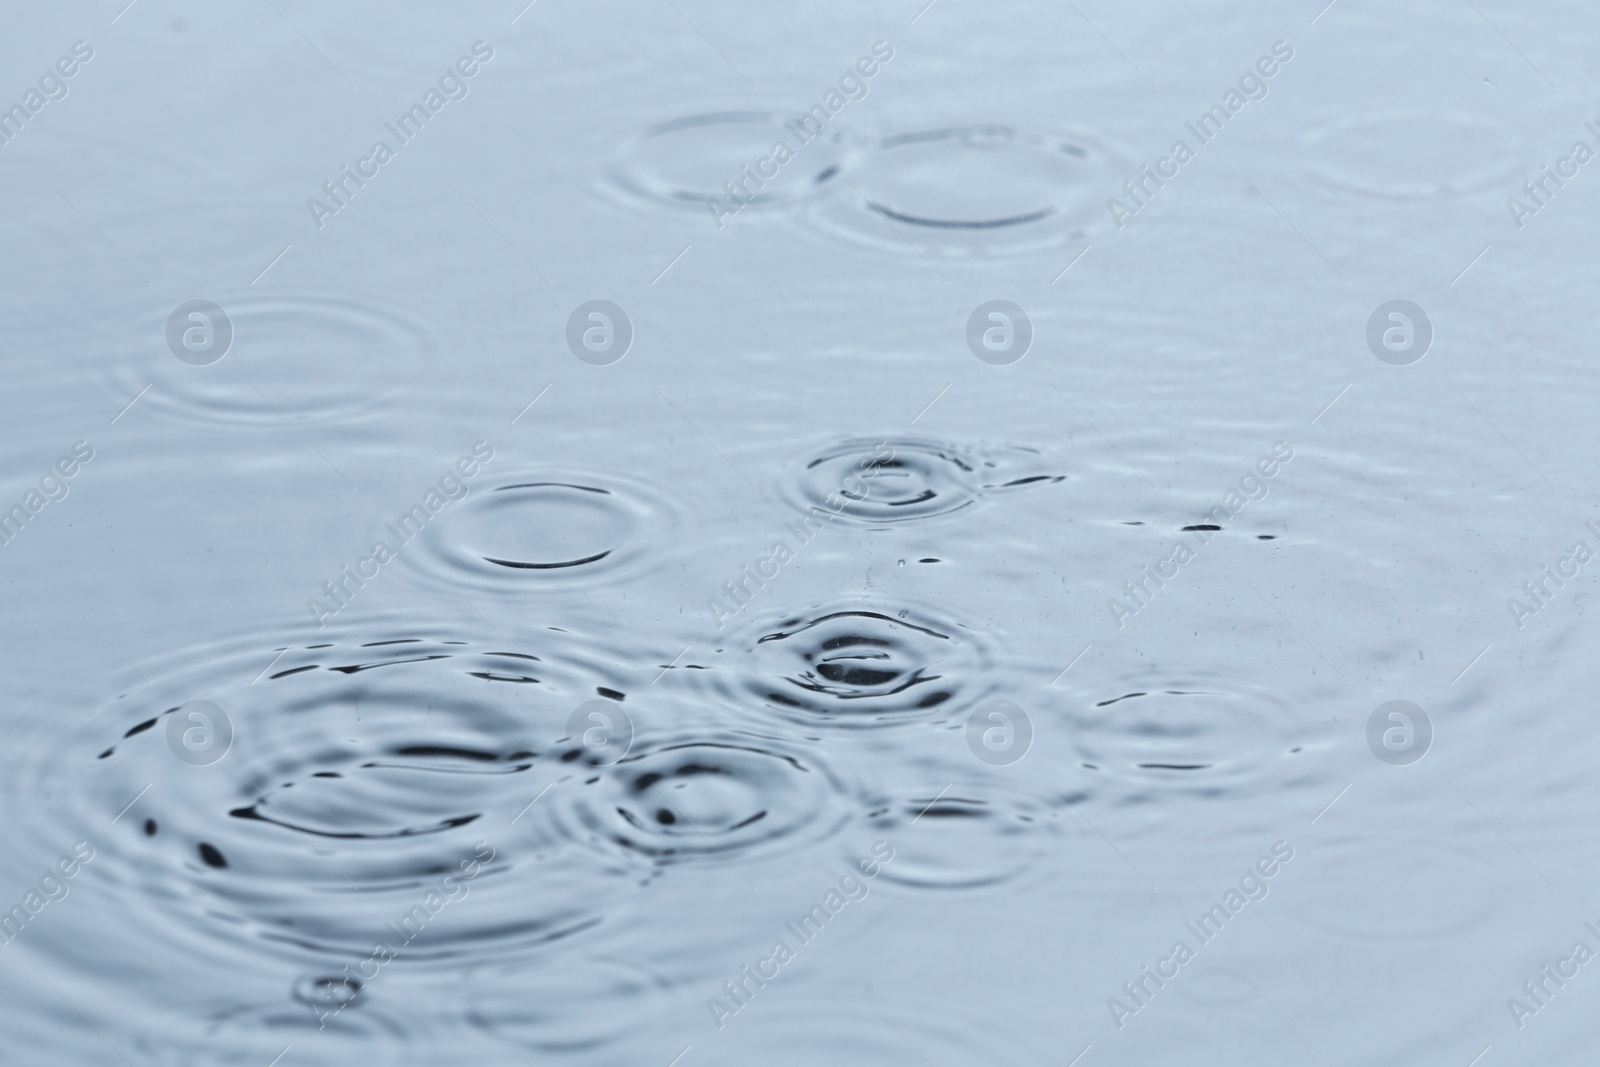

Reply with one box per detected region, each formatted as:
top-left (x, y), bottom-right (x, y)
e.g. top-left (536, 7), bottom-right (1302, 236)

top-left (3, 2), bottom-right (1597, 1064)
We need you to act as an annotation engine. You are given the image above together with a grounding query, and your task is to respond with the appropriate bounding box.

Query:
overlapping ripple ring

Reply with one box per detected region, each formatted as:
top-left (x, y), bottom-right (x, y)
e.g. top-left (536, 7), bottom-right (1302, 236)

top-left (531, 709), bottom-right (856, 872)
top-left (53, 627), bottom-right (651, 972)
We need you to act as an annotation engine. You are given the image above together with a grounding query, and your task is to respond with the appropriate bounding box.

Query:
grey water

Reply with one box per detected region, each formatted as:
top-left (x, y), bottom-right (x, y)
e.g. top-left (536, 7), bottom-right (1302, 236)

top-left (2, 1), bottom-right (1597, 1063)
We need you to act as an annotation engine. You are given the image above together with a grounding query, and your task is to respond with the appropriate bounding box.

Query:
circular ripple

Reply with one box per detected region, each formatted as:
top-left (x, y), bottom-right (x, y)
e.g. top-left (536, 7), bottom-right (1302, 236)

top-left (792, 437), bottom-right (981, 523)
top-left (857, 781), bottom-right (1066, 892)
top-left (70, 630), bottom-right (646, 964)
top-left (609, 111), bottom-right (853, 211)
top-left (786, 437), bottom-right (1065, 526)
top-left (808, 124), bottom-right (1124, 256)
top-left (106, 293), bottom-right (428, 427)
top-left (1063, 673), bottom-right (1337, 803)
top-left (1299, 111), bottom-right (1522, 200)
top-left (411, 471), bottom-right (680, 593)
top-left (538, 728), bottom-right (850, 869)
top-left (690, 601), bottom-right (996, 731)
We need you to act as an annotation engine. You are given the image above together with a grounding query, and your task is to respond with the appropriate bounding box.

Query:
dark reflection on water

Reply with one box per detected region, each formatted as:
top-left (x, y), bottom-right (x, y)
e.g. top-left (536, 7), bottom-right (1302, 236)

top-left (539, 733), bottom-right (853, 868)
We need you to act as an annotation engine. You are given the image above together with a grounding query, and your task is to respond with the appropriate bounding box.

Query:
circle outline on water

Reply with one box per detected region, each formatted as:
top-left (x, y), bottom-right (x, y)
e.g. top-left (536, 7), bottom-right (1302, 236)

top-left (120, 292), bottom-right (431, 427)
top-left (802, 123), bottom-right (1130, 257)
top-left (858, 779), bottom-right (1063, 893)
top-left (966, 300), bottom-right (1032, 365)
top-left (787, 436), bottom-right (985, 525)
top-left (1060, 673), bottom-right (1337, 801)
top-left (1297, 110), bottom-right (1525, 201)
top-left (409, 468), bottom-right (681, 594)
top-left (566, 300), bottom-right (633, 366)
top-left (965, 698), bottom-right (1033, 766)
top-left (165, 300), bottom-right (233, 366)
top-left (608, 110), bottom-right (854, 210)
top-left (165, 699), bottom-right (233, 766)
top-left (700, 599), bottom-right (998, 731)
top-left (1366, 699), bottom-right (1431, 765)
top-left (1366, 300), bottom-right (1432, 365)
top-left (566, 699), bottom-right (634, 766)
